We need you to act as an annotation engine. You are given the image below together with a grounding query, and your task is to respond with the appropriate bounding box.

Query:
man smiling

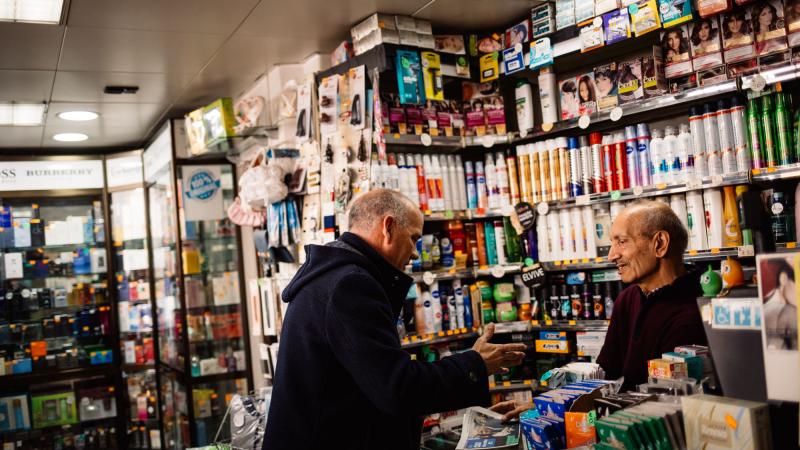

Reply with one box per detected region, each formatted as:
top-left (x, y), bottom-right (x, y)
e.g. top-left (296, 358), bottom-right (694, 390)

top-left (596, 200), bottom-right (708, 390)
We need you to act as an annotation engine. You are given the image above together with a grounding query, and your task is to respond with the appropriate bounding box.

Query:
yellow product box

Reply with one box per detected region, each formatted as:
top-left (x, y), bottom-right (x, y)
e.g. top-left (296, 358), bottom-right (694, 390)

top-left (647, 358), bottom-right (687, 379)
top-left (202, 98), bottom-right (236, 143)
top-left (535, 339), bottom-right (571, 354)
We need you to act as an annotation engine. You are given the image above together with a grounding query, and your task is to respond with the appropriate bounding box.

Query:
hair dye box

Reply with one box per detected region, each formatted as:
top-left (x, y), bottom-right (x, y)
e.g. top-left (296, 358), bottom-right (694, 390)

top-left (681, 394), bottom-right (772, 450)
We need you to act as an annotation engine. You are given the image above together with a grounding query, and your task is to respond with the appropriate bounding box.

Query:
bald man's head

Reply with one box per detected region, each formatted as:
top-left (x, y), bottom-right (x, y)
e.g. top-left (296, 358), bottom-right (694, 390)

top-left (622, 200), bottom-right (689, 259)
top-left (347, 189), bottom-right (421, 231)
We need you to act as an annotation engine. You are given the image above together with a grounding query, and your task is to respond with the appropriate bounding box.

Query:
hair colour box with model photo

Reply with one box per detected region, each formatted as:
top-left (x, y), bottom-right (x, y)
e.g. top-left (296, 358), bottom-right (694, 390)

top-left (788, 0), bottom-right (800, 46)
top-left (689, 16), bottom-right (724, 70)
top-left (720, 10), bottom-right (756, 62)
top-left (641, 47), bottom-right (668, 97)
top-left (576, 72), bottom-right (598, 115)
top-left (617, 58), bottom-right (644, 105)
top-left (559, 77), bottom-right (580, 120)
top-left (662, 25), bottom-right (694, 77)
top-left (752, 0), bottom-right (788, 55)
top-left (594, 63), bottom-right (619, 110)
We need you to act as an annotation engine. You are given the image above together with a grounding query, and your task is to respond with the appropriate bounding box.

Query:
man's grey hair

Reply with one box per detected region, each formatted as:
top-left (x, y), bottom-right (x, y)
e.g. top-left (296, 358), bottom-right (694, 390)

top-left (626, 199), bottom-right (689, 259)
top-left (347, 189), bottom-right (420, 230)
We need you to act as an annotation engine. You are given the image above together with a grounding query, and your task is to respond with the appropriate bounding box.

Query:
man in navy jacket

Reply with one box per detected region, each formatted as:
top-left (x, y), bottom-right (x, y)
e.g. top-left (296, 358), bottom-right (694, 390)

top-left (263, 189), bottom-right (526, 450)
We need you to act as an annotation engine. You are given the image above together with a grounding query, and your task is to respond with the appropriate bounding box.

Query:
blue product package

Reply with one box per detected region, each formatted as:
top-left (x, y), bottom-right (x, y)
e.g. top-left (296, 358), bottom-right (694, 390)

top-left (83, 214), bottom-right (94, 244)
top-left (565, 272), bottom-right (587, 285)
top-left (502, 46), bottom-right (526, 74)
top-left (463, 287), bottom-right (473, 328)
top-left (12, 358), bottom-right (32, 374)
top-left (603, 9), bottom-right (630, 45)
top-left (395, 50), bottom-right (425, 105)
top-left (12, 218), bottom-right (30, 248)
top-left (286, 199), bottom-right (300, 244)
top-left (0, 400), bottom-right (9, 431)
top-left (539, 331), bottom-right (567, 341)
top-left (658, 0), bottom-right (692, 27)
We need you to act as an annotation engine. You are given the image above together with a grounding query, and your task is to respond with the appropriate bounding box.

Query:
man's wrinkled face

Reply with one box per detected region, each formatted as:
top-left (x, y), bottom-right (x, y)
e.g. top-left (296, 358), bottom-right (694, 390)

top-left (607, 211), bottom-right (659, 284)
top-left (383, 211), bottom-right (423, 270)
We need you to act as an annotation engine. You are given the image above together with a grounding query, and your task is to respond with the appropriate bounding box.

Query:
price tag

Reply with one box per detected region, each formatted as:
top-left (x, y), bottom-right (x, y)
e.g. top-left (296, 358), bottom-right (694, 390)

top-left (446, 330), bottom-right (453, 336)
top-left (656, 183), bottom-right (667, 190)
top-left (575, 194), bottom-right (590, 206)
top-left (578, 115), bottom-right (591, 129)
top-left (767, 167), bottom-right (777, 173)
top-left (738, 245), bottom-right (755, 257)
top-left (421, 133), bottom-right (432, 147)
top-left (519, 128), bottom-right (529, 138)
top-left (503, 381), bottom-right (512, 387)
top-left (788, 242), bottom-right (797, 249)
top-left (752, 168), bottom-right (762, 176)
top-left (489, 383), bottom-right (497, 388)
top-left (711, 248), bottom-right (720, 254)
top-left (578, 351), bottom-right (586, 356)
top-left (524, 379), bottom-right (533, 385)
top-left (402, 338), bottom-right (409, 345)
top-left (610, 191), bottom-right (622, 200)
top-left (582, 258), bottom-right (589, 263)
top-left (461, 328), bottom-right (467, 333)
top-left (491, 265), bottom-right (506, 278)
top-left (711, 175), bottom-right (724, 186)
top-left (689, 249), bottom-right (698, 256)
top-left (687, 178), bottom-right (702, 189)
top-left (393, 133), bottom-right (401, 139)
top-left (750, 74), bottom-right (767, 92)
top-left (633, 186), bottom-right (644, 195)
top-left (537, 201), bottom-right (550, 216)
top-left (531, 320), bottom-right (539, 326)
top-left (545, 320), bottom-right (553, 326)
top-left (542, 123), bottom-right (554, 132)
top-left (554, 261), bottom-right (562, 266)
top-left (595, 257), bottom-right (604, 263)
top-left (422, 271), bottom-right (436, 286)
top-left (482, 135), bottom-right (495, 148)
top-left (610, 107), bottom-right (624, 122)
top-left (569, 320), bottom-right (577, 326)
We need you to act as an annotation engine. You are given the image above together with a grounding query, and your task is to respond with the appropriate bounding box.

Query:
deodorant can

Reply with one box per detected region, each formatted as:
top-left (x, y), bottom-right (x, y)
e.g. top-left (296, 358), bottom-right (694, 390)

top-left (625, 126), bottom-right (640, 187)
top-left (636, 123), bottom-right (652, 187)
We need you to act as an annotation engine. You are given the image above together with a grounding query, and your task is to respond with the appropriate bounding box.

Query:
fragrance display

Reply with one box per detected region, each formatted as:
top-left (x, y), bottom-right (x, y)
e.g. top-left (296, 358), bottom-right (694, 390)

top-left (143, 124), bottom-right (251, 448)
top-left (106, 152), bottom-right (162, 450)
top-left (0, 157), bottom-right (123, 449)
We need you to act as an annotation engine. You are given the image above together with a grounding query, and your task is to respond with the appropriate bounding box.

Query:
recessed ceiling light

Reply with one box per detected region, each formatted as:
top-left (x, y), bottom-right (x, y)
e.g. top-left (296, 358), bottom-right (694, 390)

top-left (58, 111), bottom-right (99, 121)
top-left (0, 102), bottom-right (46, 126)
top-left (53, 133), bottom-right (88, 142)
top-left (0, 0), bottom-right (64, 24)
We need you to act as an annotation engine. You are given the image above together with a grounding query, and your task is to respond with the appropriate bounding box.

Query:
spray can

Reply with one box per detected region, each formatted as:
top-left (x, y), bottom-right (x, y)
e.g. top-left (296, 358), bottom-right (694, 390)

top-left (453, 155), bottom-right (467, 210)
top-left (476, 161), bottom-right (489, 211)
top-left (678, 124), bottom-right (696, 181)
top-left (762, 94), bottom-right (777, 168)
top-left (703, 189), bottom-right (724, 249)
top-left (774, 87), bottom-right (793, 166)
top-left (649, 129), bottom-right (663, 184)
top-left (670, 194), bottom-right (689, 232)
top-left (689, 106), bottom-right (708, 178)
top-left (547, 139), bottom-right (560, 201)
top-left (590, 132), bottom-right (605, 193)
top-left (686, 190), bottom-right (709, 250)
top-left (624, 125), bottom-right (641, 188)
top-left (494, 220), bottom-right (507, 265)
top-left (465, 161), bottom-right (477, 210)
top-left (414, 154), bottom-right (429, 211)
top-left (736, 185), bottom-right (753, 246)
top-left (506, 150), bottom-right (521, 205)
top-left (636, 123), bottom-right (652, 187)
top-left (484, 221), bottom-right (498, 265)
top-left (517, 145), bottom-right (532, 204)
top-left (747, 96), bottom-right (765, 169)
top-left (559, 209), bottom-right (573, 259)
top-left (730, 97), bottom-right (751, 173)
top-left (531, 143), bottom-right (542, 203)
top-left (568, 136), bottom-right (583, 197)
top-left (485, 153), bottom-right (499, 209)
top-left (601, 134), bottom-right (616, 191)
top-left (703, 102), bottom-right (723, 177)
top-left (439, 154), bottom-right (453, 211)
top-left (717, 99), bottom-right (737, 175)
top-left (557, 137), bottom-right (570, 199)
top-left (663, 126), bottom-right (679, 185)
top-left (613, 132), bottom-right (629, 190)
top-left (538, 142), bottom-right (551, 202)
top-left (495, 151), bottom-right (511, 208)
top-left (579, 135), bottom-right (592, 195)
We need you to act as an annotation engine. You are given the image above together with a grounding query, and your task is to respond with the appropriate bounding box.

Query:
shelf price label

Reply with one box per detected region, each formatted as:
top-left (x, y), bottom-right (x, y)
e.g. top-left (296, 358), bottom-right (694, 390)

top-left (788, 242), bottom-right (797, 249)
top-left (737, 245), bottom-right (755, 257)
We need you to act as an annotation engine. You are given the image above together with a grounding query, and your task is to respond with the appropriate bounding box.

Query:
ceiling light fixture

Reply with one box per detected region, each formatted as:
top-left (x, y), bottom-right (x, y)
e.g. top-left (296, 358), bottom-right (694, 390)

top-left (53, 133), bottom-right (88, 142)
top-left (0, 0), bottom-right (65, 24)
top-left (58, 111), bottom-right (99, 121)
top-left (0, 102), bottom-right (46, 126)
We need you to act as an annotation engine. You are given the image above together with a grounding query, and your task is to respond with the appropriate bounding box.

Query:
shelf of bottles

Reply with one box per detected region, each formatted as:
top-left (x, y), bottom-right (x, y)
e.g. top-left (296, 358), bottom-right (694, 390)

top-left (109, 187), bottom-right (161, 449)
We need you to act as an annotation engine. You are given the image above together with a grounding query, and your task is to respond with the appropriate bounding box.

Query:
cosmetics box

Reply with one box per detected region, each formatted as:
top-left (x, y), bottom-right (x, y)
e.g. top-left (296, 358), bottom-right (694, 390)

top-left (559, 76), bottom-right (580, 120)
top-left (532, 19), bottom-right (556, 38)
top-left (576, 0), bottom-right (597, 24)
top-left (631, 0), bottom-right (662, 36)
top-left (647, 358), bottom-right (688, 378)
top-left (689, 17), bottom-right (724, 70)
top-left (32, 391), bottom-right (77, 428)
top-left (434, 35), bottom-right (466, 54)
top-left (581, 20), bottom-right (605, 52)
top-left (662, 25), bottom-right (694, 77)
top-left (0, 395), bottom-right (29, 431)
top-left (203, 98), bottom-right (236, 144)
top-left (752, 0), bottom-right (788, 56)
top-left (659, 0), bottom-right (694, 27)
top-left (681, 394), bottom-right (772, 449)
top-left (617, 58), bottom-right (644, 104)
top-left (596, 0), bottom-right (621, 16)
top-left (78, 387), bottom-right (117, 421)
top-left (395, 15), bottom-right (417, 32)
top-left (603, 8), bottom-right (631, 44)
top-left (353, 28), bottom-right (399, 55)
top-left (506, 18), bottom-right (532, 47)
top-left (532, 3), bottom-right (556, 22)
top-left (398, 30), bottom-right (420, 47)
top-left (415, 18), bottom-right (432, 35)
top-left (641, 47), bottom-right (668, 97)
top-left (417, 33), bottom-right (435, 49)
top-left (594, 63), bottom-right (619, 110)
top-left (350, 13), bottom-right (397, 41)
top-left (720, 10), bottom-right (756, 62)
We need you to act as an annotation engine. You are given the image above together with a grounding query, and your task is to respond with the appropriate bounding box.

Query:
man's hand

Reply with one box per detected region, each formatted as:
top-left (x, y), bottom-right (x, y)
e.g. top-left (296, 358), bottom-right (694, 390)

top-left (472, 323), bottom-right (527, 376)
top-left (490, 400), bottom-right (534, 422)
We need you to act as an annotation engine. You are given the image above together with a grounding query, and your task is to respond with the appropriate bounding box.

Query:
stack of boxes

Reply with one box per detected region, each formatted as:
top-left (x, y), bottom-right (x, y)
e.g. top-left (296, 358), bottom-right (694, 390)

top-left (351, 13), bottom-right (434, 56)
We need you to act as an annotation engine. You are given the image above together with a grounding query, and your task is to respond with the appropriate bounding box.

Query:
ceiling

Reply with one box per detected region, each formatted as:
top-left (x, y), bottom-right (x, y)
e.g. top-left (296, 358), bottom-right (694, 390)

top-left (0, 0), bottom-right (535, 152)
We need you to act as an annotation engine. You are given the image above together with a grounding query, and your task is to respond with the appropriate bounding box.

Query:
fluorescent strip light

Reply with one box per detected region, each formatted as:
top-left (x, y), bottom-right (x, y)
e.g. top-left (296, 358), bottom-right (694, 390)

top-left (58, 110), bottom-right (99, 121)
top-left (53, 133), bottom-right (88, 142)
top-left (0, 103), bottom-right (46, 126)
top-left (0, 0), bottom-right (64, 24)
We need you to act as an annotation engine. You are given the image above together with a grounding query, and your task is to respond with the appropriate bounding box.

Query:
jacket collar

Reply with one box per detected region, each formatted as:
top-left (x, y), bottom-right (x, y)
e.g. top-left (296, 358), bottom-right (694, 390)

top-left (338, 232), bottom-right (414, 316)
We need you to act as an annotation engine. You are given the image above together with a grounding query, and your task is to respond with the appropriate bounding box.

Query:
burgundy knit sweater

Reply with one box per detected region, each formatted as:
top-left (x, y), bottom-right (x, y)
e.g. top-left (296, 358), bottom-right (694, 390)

top-left (597, 270), bottom-right (708, 391)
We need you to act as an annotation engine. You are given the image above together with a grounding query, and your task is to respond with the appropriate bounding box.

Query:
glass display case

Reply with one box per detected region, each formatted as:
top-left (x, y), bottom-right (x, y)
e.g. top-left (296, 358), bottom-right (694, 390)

top-left (106, 151), bottom-right (161, 449)
top-left (0, 157), bottom-right (122, 448)
top-left (143, 123), bottom-right (251, 448)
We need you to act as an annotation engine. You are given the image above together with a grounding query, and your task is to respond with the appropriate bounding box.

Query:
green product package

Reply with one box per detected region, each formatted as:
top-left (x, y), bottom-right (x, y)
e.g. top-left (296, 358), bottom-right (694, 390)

top-left (484, 223), bottom-right (498, 265)
top-left (596, 419), bottom-right (640, 449)
top-left (395, 50), bottom-right (425, 105)
top-left (616, 411), bottom-right (669, 450)
top-left (603, 416), bottom-right (652, 450)
top-left (657, 0), bottom-right (692, 27)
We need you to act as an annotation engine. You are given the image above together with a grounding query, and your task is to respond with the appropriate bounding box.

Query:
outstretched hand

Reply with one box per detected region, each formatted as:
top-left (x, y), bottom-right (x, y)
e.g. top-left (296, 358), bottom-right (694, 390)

top-left (472, 323), bottom-right (527, 376)
top-left (490, 400), bottom-right (534, 422)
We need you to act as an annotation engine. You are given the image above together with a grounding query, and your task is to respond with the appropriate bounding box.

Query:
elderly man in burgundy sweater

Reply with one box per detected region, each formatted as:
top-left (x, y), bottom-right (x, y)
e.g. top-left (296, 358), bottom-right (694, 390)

top-left (492, 200), bottom-right (708, 420)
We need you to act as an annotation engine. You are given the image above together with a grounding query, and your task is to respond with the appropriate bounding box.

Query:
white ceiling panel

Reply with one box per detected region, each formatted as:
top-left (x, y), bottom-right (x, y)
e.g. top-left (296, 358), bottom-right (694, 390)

top-left (412, 0), bottom-right (536, 30)
top-left (43, 102), bottom-right (166, 147)
top-left (0, 70), bottom-right (55, 102)
top-left (0, 126), bottom-right (44, 148)
top-left (58, 27), bottom-right (226, 73)
top-left (67, 0), bottom-right (260, 34)
top-left (237, 0), bottom-right (430, 38)
top-left (0, 23), bottom-right (64, 70)
top-left (52, 71), bottom-right (196, 103)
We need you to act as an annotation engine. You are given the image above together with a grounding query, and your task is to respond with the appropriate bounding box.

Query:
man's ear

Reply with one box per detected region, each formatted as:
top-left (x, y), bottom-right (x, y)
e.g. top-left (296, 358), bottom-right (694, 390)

top-left (383, 215), bottom-right (395, 243)
top-left (653, 230), bottom-right (670, 258)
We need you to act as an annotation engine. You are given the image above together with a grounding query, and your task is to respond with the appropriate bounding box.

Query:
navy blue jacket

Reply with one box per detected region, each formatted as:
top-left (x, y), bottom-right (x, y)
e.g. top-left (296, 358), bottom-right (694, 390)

top-left (263, 232), bottom-right (489, 450)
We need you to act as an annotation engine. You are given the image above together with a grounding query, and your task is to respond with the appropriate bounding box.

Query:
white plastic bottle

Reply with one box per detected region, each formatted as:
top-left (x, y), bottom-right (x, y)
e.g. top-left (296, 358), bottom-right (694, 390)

top-left (717, 99), bottom-right (737, 175)
top-left (662, 126), bottom-right (679, 185)
top-left (559, 209), bottom-right (574, 260)
top-left (439, 154), bottom-right (453, 212)
top-left (453, 279), bottom-right (466, 329)
top-left (494, 220), bottom-right (507, 265)
top-left (396, 154), bottom-right (409, 198)
top-left (429, 283), bottom-right (443, 333)
top-left (650, 129), bottom-right (664, 185)
top-left (669, 194), bottom-right (689, 231)
top-left (570, 208), bottom-right (586, 259)
top-left (407, 155), bottom-right (420, 207)
top-left (677, 124), bottom-right (696, 182)
top-left (538, 66), bottom-right (559, 125)
top-left (537, 213), bottom-right (551, 261)
top-left (609, 201), bottom-right (625, 224)
top-left (581, 206), bottom-right (598, 259)
top-left (485, 153), bottom-right (500, 210)
top-left (422, 154), bottom-right (435, 210)
top-left (689, 106), bottom-right (708, 178)
top-left (686, 190), bottom-right (709, 250)
top-left (516, 80), bottom-right (534, 132)
top-left (476, 161), bottom-right (489, 211)
top-left (495, 151), bottom-right (511, 208)
top-left (453, 155), bottom-right (467, 211)
top-left (703, 189), bottom-right (724, 249)
top-left (547, 211), bottom-right (563, 261)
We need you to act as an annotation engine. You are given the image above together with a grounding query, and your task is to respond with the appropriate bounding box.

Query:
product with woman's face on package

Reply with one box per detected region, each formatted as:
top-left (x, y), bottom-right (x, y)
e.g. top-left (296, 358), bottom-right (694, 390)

top-left (785, 0), bottom-right (800, 45)
top-left (661, 26), bottom-right (694, 77)
top-left (594, 63), bottom-right (618, 110)
top-left (752, 0), bottom-right (788, 55)
top-left (690, 17), bottom-right (724, 70)
top-left (577, 73), bottom-right (597, 116)
top-left (559, 78), bottom-right (580, 120)
top-left (617, 58), bottom-right (644, 104)
top-left (721, 10), bottom-right (757, 61)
